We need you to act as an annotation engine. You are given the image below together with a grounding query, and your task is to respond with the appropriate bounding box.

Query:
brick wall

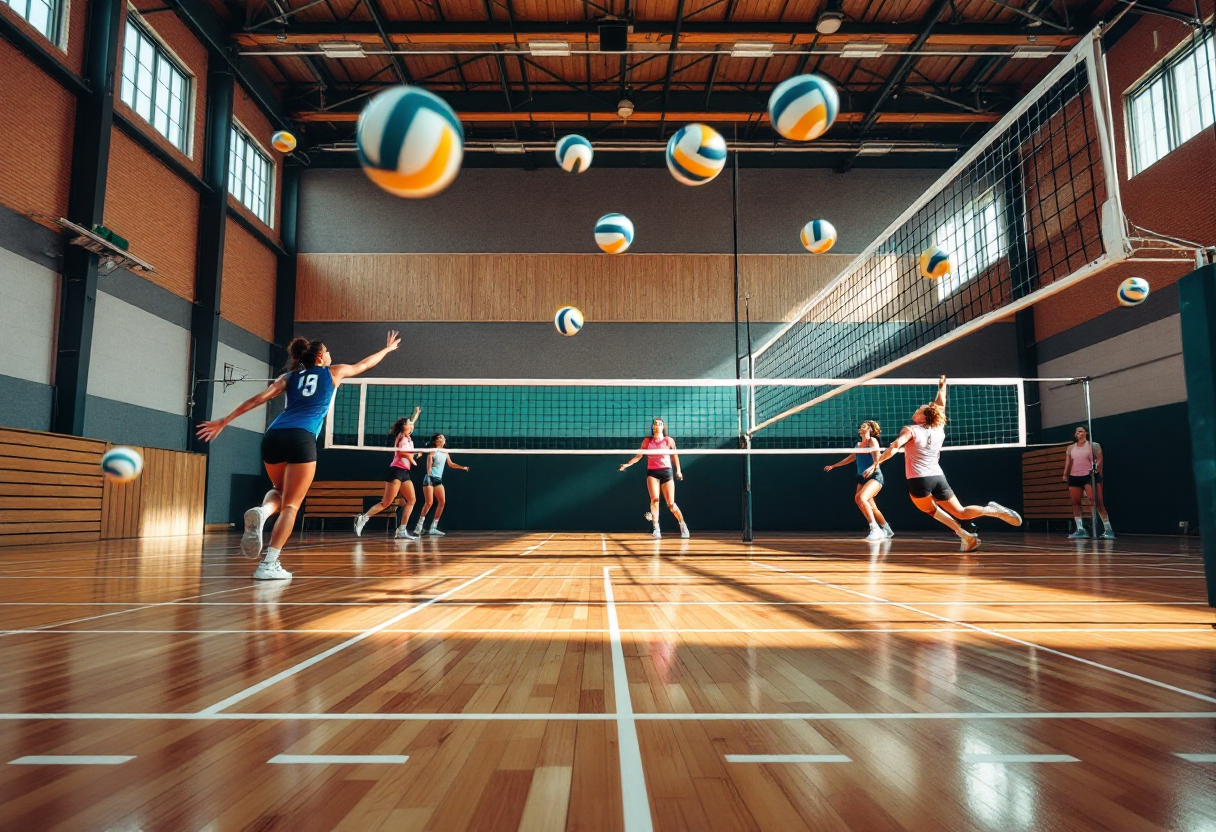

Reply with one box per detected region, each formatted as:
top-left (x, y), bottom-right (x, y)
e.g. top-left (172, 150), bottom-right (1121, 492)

top-left (221, 217), bottom-right (277, 342)
top-left (231, 82), bottom-right (283, 240)
top-left (103, 128), bottom-right (199, 300)
top-left (0, 38), bottom-right (75, 225)
top-left (0, 0), bottom-right (86, 73)
top-left (1034, 10), bottom-right (1216, 341)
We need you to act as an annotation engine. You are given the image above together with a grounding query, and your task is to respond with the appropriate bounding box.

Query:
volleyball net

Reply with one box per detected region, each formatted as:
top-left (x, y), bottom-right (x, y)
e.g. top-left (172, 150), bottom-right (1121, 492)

top-left (749, 29), bottom-right (1127, 436)
top-left (323, 377), bottom-right (1039, 454)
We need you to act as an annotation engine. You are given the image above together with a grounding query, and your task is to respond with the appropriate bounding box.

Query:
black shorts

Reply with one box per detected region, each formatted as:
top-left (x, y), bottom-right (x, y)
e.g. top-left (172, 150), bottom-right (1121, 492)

top-left (261, 428), bottom-right (318, 465)
top-left (647, 468), bottom-right (674, 484)
top-left (422, 475), bottom-right (443, 487)
top-left (856, 470), bottom-right (884, 486)
top-left (1068, 473), bottom-right (1102, 488)
top-left (908, 475), bottom-right (955, 501)
top-left (386, 466), bottom-right (411, 483)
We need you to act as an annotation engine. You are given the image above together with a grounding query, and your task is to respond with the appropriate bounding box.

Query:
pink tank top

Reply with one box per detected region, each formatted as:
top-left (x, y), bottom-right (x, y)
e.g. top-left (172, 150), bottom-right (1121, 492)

top-left (644, 436), bottom-right (673, 470)
top-left (391, 434), bottom-right (414, 469)
top-left (1069, 442), bottom-right (1095, 476)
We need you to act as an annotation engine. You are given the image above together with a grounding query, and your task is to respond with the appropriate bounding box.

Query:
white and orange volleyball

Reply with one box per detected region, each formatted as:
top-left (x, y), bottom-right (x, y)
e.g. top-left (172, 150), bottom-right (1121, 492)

top-left (271, 130), bottom-right (297, 153)
top-left (356, 86), bottom-right (464, 199)
top-left (594, 213), bottom-right (634, 254)
top-left (665, 123), bottom-right (727, 186)
top-left (800, 219), bottom-right (837, 253)
top-left (768, 74), bottom-right (840, 142)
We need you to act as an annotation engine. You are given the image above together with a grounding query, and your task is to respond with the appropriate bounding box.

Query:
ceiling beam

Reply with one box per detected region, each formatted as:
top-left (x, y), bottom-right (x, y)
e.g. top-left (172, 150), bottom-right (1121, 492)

top-left (294, 109), bottom-right (998, 123)
top-left (232, 22), bottom-right (1078, 47)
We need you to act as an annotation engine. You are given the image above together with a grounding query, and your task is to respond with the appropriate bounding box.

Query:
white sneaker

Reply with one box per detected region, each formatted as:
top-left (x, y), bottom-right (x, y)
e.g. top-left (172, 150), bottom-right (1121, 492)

top-left (253, 560), bottom-right (292, 580)
top-left (882, 525), bottom-right (895, 539)
top-left (651, 528), bottom-right (661, 539)
top-left (865, 527), bottom-right (885, 541)
top-left (395, 526), bottom-right (417, 540)
top-left (240, 507), bottom-right (266, 559)
top-left (1100, 528), bottom-right (1116, 539)
top-left (428, 527), bottom-right (446, 537)
top-left (644, 511), bottom-right (654, 522)
top-left (353, 513), bottom-right (368, 537)
top-left (413, 523), bottom-right (424, 537)
top-left (679, 524), bottom-right (690, 539)
top-left (988, 501), bottom-right (1023, 527)
top-left (959, 531), bottom-right (980, 553)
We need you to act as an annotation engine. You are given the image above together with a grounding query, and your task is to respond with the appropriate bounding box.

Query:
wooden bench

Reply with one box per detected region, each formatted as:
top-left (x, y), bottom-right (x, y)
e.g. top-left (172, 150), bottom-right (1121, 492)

top-left (1022, 446), bottom-right (1091, 530)
top-left (303, 481), bottom-right (399, 531)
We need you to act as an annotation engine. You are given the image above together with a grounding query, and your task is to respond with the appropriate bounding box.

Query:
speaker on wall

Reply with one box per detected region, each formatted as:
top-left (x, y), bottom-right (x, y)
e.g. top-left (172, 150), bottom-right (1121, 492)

top-left (598, 21), bottom-right (628, 52)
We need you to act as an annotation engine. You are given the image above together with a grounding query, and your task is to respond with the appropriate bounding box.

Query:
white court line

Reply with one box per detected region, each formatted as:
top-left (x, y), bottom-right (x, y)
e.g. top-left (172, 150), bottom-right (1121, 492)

top-left (757, 563), bottom-right (1216, 706)
top-left (2, 572), bottom-right (1203, 581)
top-left (1175, 753), bottom-right (1216, 762)
top-left (604, 566), bottom-right (654, 832)
top-left (269, 754), bottom-right (408, 764)
top-left (725, 754), bottom-right (851, 764)
top-left (1, 599), bottom-right (1204, 607)
top-left (7, 627), bottom-right (1210, 636)
top-left (196, 569), bottom-right (496, 716)
top-left (9, 755), bottom-right (135, 765)
top-left (0, 711), bottom-right (1214, 722)
top-left (963, 754), bottom-right (1077, 763)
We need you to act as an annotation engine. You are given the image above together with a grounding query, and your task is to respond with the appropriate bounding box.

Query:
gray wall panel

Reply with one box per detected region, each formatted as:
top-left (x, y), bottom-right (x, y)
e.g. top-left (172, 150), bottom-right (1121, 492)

top-left (206, 425), bottom-right (270, 524)
top-left (83, 396), bottom-right (188, 450)
top-left (0, 203), bottom-right (62, 271)
top-left (1036, 282), bottom-right (1181, 363)
top-left (98, 270), bottom-right (193, 328)
top-left (0, 375), bottom-right (53, 431)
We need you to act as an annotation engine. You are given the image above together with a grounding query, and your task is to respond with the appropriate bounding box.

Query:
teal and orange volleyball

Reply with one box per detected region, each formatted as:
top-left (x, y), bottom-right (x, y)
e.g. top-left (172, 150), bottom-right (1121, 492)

top-left (800, 219), bottom-right (837, 253)
top-left (271, 130), bottom-right (297, 153)
top-left (919, 245), bottom-right (951, 280)
top-left (768, 74), bottom-right (840, 142)
top-left (665, 123), bottom-right (727, 186)
top-left (356, 86), bottom-right (464, 199)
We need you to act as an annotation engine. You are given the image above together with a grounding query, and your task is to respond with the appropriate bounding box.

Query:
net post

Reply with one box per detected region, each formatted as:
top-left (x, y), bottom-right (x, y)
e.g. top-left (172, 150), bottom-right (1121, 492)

top-left (356, 382), bottom-right (368, 448)
top-left (742, 300), bottom-right (755, 543)
top-left (1082, 378), bottom-right (1099, 535)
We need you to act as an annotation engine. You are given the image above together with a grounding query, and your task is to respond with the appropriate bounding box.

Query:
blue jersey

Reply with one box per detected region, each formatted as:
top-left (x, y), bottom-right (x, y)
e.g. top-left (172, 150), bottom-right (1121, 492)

top-left (854, 443), bottom-right (878, 474)
top-left (267, 367), bottom-right (336, 437)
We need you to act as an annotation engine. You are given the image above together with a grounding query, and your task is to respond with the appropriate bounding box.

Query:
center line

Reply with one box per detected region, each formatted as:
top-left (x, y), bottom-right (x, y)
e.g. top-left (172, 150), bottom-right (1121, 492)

top-left (197, 569), bottom-right (496, 715)
top-left (604, 566), bottom-right (654, 832)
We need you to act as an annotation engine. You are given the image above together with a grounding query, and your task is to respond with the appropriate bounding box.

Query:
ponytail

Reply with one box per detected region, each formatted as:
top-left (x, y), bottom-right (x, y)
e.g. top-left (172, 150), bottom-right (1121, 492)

top-left (286, 337), bottom-right (325, 372)
top-left (389, 418), bottom-right (409, 440)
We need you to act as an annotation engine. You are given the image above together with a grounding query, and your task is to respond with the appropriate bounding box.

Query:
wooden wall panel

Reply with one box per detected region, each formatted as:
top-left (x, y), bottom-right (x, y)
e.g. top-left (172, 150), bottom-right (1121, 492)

top-left (0, 428), bottom-right (106, 548)
top-left (102, 447), bottom-right (207, 539)
top-left (297, 253), bottom-right (853, 323)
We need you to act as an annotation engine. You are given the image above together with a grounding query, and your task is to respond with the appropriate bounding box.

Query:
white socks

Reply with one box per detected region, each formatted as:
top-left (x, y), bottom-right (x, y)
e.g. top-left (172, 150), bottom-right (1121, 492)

top-left (869, 522), bottom-right (880, 531)
top-left (1074, 515), bottom-right (1084, 529)
top-left (263, 547), bottom-right (281, 564)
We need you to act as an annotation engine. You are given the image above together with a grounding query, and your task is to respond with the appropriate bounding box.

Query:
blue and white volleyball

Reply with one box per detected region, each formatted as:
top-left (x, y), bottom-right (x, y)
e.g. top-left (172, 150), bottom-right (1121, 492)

top-left (1118, 277), bottom-right (1150, 306)
top-left (556, 134), bottom-right (593, 173)
top-left (356, 85), bottom-right (464, 199)
top-left (800, 219), bottom-right (837, 253)
top-left (555, 306), bottom-right (584, 336)
top-left (768, 74), bottom-right (840, 142)
top-left (594, 213), bottom-right (634, 254)
top-left (665, 123), bottom-right (727, 186)
top-left (101, 447), bottom-right (144, 483)
top-left (919, 245), bottom-right (951, 280)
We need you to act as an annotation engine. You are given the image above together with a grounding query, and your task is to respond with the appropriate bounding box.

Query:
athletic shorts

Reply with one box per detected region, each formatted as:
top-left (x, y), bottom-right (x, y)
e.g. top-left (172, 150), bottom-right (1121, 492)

top-left (261, 428), bottom-right (317, 465)
top-left (1068, 473), bottom-right (1102, 488)
top-left (908, 475), bottom-right (954, 501)
top-left (647, 467), bottom-right (674, 484)
top-left (422, 475), bottom-right (444, 487)
top-left (386, 466), bottom-right (410, 483)
top-left (856, 469), bottom-right (884, 486)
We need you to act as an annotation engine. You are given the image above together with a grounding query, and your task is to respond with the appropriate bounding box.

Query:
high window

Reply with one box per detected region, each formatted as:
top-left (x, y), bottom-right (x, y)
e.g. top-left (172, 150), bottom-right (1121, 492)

top-left (2, 0), bottom-right (61, 44)
top-left (120, 15), bottom-right (191, 153)
top-left (935, 187), bottom-right (1003, 301)
top-left (229, 126), bottom-right (274, 226)
top-left (1127, 34), bottom-right (1216, 175)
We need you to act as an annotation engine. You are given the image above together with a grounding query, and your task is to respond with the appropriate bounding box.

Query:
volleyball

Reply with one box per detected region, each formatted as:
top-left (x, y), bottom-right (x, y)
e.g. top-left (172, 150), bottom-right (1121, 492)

top-left (800, 219), bottom-right (837, 253)
top-left (1118, 277), bottom-right (1150, 306)
top-left (356, 85), bottom-right (464, 199)
top-left (556, 134), bottom-right (593, 173)
top-left (919, 245), bottom-right (951, 280)
top-left (665, 123), bottom-right (727, 186)
top-left (594, 213), bottom-right (634, 254)
top-left (101, 447), bottom-right (144, 483)
top-left (768, 74), bottom-right (840, 142)
top-left (555, 306), bottom-right (584, 336)
top-left (271, 130), bottom-right (297, 153)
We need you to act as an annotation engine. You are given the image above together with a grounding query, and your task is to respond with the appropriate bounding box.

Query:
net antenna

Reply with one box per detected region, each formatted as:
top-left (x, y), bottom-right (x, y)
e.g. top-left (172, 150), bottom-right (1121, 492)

top-left (748, 27), bottom-right (1129, 437)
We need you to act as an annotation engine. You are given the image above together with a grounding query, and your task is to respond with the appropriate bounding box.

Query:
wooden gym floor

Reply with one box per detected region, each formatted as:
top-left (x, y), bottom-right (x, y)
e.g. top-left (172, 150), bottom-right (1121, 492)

top-left (0, 531), bottom-right (1214, 832)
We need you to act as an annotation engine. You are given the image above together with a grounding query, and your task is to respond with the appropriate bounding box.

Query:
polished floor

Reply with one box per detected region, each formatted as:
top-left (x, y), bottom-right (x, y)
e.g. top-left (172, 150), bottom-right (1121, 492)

top-left (0, 530), bottom-right (1214, 832)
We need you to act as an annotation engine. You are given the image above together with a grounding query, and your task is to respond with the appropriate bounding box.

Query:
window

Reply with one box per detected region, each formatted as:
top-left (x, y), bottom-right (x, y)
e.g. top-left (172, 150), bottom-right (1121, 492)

top-left (2, 0), bottom-right (60, 43)
top-left (120, 15), bottom-right (191, 152)
top-left (1127, 33), bottom-right (1216, 175)
top-left (935, 187), bottom-right (1003, 301)
top-left (229, 126), bottom-right (274, 226)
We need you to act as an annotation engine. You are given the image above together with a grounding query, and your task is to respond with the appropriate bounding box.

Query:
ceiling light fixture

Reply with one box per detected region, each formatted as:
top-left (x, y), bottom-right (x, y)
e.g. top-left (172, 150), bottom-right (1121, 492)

top-left (318, 41), bottom-right (366, 58)
top-left (856, 143), bottom-right (894, 156)
top-left (839, 42), bottom-right (887, 58)
top-left (1011, 44), bottom-right (1054, 59)
top-left (528, 40), bottom-right (571, 56)
top-left (730, 41), bottom-right (775, 58)
top-left (617, 98), bottom-right (635, 119)
top-left (492, 141), bottom-right (527, 154)
top-left (815, 0), bottom-right (845, 35)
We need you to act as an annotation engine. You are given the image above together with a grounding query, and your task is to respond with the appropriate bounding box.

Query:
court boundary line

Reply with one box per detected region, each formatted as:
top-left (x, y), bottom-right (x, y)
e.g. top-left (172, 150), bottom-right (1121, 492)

top-left (757, 563), bottom-right (1216, 706)
top-left (196, 569), bottom-right (497, 716)
top-left (6, 627), bottom-right (1212, 636)
top-left (604, 566), bottom-right (655, 832)
top-left (0, 711), bottom-right (1213, 722)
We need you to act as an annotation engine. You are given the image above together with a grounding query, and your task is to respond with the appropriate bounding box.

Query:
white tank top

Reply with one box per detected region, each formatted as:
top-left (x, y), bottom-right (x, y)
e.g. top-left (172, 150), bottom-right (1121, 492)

top-left (904, 424), bottom-right (945, 478)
